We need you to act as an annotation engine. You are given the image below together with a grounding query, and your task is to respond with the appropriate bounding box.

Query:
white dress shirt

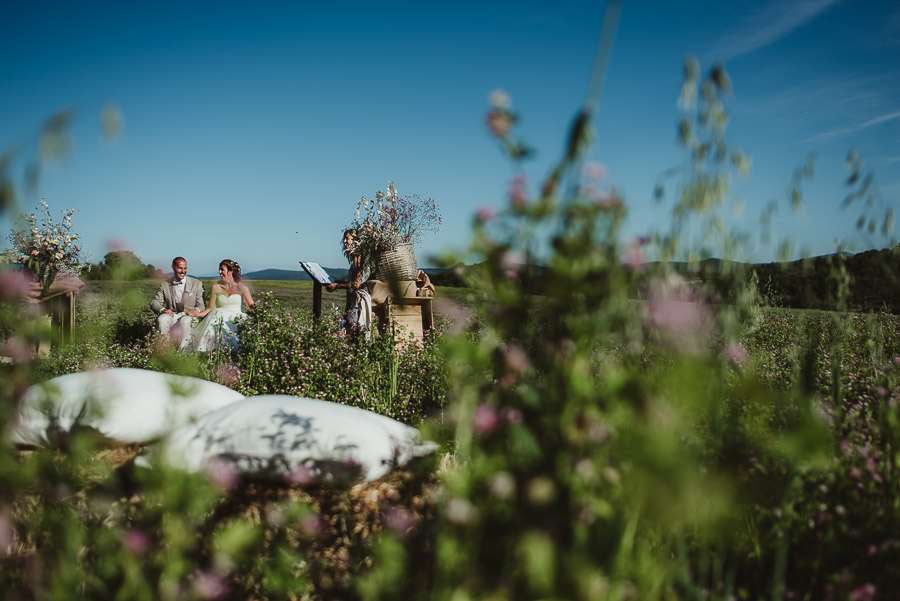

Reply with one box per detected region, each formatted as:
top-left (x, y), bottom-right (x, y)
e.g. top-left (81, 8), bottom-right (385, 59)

top-left (173, 279), bottom-right (185, 306)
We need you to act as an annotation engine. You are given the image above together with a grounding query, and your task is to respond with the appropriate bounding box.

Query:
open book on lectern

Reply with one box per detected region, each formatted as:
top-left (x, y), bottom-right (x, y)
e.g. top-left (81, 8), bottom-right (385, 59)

top-left (299, 261), bottom-right (334, 285)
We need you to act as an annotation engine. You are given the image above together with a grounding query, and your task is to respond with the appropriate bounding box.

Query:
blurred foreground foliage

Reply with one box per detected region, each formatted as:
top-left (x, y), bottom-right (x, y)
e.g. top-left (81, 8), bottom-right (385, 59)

top-left (357, 60), bottom-right (900, 601)
top-left (82, 250), bottom-right (164, 281)
top-left (1, 60), bottom-right (900, 601)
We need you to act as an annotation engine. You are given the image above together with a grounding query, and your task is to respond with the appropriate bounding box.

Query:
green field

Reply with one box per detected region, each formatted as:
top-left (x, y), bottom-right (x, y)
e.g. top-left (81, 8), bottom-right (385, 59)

top-left (17, 280), bottom-right (900, 601)
top-left (75, 278), bottom-right (485, 328)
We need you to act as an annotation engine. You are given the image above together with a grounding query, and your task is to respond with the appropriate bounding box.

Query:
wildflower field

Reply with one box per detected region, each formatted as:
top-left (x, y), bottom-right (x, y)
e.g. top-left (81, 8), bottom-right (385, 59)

top-left (3, 55), bottom-right (900, 600)
top-left (3, 273), bottom-right (899, 600)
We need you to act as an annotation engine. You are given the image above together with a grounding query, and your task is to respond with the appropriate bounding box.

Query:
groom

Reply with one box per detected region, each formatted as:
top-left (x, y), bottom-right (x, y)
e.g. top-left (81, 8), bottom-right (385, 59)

top-left (150, 256), bottom-right (205, 349)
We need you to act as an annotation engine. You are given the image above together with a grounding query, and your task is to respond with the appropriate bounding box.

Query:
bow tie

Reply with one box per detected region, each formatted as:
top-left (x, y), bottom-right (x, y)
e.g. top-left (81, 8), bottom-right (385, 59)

top-left (173, 279), bottom-right (184, 285)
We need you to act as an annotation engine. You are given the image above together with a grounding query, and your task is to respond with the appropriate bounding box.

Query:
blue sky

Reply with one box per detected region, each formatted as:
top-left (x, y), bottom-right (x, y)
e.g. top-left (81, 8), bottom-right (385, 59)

top-left (2, 0), bottom-right (898, 273)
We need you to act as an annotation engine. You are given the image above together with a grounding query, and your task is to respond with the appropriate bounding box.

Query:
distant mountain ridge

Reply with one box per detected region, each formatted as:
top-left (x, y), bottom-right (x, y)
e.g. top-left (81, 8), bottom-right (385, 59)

top-left (644, 246), bottom-right (900, 313)
top-left (241, 268), bottom-right (347, 281)
top-left (207, 266), bottom-right (451, 282)
top-left (194, 268), bottom-right (343, 280)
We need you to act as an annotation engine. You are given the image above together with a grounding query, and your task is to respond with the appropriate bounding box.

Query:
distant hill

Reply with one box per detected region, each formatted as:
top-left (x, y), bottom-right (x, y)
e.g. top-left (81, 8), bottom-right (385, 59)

top-left (240, 266), bottom-right (458, 283)
top-left (639, 246), bottom-right (900, 313)
top-left (749, 246), bottom-right (900, 313)
top-left (424, 248), bottom-right (900, 314)
top-left (241, 268), bottom-right (348, 281)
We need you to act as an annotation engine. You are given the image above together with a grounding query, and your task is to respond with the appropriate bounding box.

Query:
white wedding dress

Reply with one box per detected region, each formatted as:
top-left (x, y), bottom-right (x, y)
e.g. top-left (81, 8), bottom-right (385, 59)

top-left (190, 293), bottom-right (247, 353)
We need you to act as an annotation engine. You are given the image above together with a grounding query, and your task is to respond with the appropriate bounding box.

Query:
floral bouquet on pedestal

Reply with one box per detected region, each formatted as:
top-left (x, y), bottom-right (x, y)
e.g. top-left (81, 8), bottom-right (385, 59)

top-left (348, 182), bottom-right (441, 278)
top-left (8, 199), bottom-right (88, 297)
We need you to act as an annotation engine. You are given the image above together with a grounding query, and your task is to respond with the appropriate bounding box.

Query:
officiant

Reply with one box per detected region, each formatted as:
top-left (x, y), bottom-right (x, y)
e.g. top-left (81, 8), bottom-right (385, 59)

top-left (150, 256), bottom-right (205, 349)
top-left (325, 228), bottom-right (372, 336)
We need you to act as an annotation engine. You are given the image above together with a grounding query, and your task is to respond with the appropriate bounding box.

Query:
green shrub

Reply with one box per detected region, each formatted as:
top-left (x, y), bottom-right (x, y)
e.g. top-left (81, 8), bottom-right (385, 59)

top-left (235, 292), bottom-right (447, 423)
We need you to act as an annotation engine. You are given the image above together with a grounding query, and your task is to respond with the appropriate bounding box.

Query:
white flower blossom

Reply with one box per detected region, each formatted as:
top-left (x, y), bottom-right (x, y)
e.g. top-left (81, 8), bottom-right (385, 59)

top-left (489, 89), bottom-right (511, 109)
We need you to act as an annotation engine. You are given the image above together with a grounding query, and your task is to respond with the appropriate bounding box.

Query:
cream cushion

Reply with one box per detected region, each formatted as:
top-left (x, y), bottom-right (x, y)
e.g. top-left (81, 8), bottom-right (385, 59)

top-left (142, 395), bottom-right (439, 484)
top-left (8, 368), bottom-right (244, 446)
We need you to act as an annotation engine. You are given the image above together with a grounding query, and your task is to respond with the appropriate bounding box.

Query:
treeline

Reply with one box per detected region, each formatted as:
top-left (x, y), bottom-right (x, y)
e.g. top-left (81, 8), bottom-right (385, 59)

top-left (649, 246), bottom-right (900, 314)
top-left (82, 250), bottom-right (165, 281)
top-left (426, 263), bottom-right (468, 287)
top-left (750, 245), bottom-right (900, 313)
top-left (435, 245), bottom-right (900, 314)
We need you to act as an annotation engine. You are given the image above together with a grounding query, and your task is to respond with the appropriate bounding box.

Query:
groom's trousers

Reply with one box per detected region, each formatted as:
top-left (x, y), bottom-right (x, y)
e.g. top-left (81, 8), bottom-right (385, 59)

top-left (157, 312), bottom-right (195, 351)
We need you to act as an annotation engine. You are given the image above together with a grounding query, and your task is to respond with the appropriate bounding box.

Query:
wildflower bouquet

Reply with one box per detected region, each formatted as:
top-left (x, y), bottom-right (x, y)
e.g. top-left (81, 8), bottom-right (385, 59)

top-left (9, 199), bottom-right (87, 296)
top-left (348, 181), bottom-right (441, 273)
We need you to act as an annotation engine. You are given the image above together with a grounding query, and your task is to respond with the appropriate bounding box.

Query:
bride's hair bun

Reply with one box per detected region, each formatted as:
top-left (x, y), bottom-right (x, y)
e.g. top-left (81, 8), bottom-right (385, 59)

top-left (219, 259), bottom-right (243, 282)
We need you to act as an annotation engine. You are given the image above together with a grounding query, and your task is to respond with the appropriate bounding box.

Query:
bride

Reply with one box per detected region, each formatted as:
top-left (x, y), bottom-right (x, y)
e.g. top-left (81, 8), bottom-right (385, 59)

top-left (186, 259), bottom-right (255, 353)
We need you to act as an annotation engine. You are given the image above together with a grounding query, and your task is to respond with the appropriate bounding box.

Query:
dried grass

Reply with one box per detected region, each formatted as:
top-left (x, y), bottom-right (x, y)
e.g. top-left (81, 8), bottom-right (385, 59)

top-left (5, 446), bottom-right (439, 600)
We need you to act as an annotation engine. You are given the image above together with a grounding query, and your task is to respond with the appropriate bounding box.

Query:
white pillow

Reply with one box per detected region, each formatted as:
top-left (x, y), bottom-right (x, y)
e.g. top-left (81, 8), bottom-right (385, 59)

top-left (8, 368), bottom-right (245, 446)
top-left (142, 395), bottom-right (439, 484)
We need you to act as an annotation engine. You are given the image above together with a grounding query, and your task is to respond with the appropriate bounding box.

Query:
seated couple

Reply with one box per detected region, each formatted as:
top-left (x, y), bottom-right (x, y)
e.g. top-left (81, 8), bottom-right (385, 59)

top-left (150, 257), bottom-right (255, 353)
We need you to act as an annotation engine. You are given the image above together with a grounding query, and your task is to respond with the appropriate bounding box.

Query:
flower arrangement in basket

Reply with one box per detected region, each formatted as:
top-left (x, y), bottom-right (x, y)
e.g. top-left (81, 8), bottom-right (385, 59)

top-left (8, 199), bottom-right (88, 297)
top-left (348, 182), bottom-right (441, 281)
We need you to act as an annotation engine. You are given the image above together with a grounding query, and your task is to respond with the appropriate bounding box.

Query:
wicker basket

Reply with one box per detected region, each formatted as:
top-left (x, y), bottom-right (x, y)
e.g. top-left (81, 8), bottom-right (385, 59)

top-left (373, 243), bottom-right (418, 281)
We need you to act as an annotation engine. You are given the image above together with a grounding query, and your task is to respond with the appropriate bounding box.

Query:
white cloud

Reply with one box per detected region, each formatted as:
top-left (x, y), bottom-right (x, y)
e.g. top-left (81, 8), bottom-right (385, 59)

top-left (713, 0), bottom-right (845, 62)
top-left (737, 72), bottom-right (887, 118)
top-left (805, 109), bottom-right (900, 143)
top-left (861, 110), bottom-right (900, 129)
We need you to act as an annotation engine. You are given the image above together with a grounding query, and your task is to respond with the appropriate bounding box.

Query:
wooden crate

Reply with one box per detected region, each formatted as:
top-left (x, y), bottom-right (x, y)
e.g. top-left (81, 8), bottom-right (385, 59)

top-left (386, 297), bottom-right (433, 347)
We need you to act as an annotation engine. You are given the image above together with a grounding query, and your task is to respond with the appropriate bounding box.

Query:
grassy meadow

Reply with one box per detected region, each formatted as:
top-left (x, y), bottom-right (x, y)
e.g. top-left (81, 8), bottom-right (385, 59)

top-left (10, 255), bottom-right (900, 601)
top-left (4, 273), bottom-right (896, 600)
top-left (4, 63), bottom-right (900, 601)
top-left (76, 277), bottom-right (483, 327)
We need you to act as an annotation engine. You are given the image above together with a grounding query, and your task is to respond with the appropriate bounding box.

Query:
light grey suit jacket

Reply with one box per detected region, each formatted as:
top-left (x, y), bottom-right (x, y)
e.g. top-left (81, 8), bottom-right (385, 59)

top-left (150, 276), bottom-right (206, 315)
